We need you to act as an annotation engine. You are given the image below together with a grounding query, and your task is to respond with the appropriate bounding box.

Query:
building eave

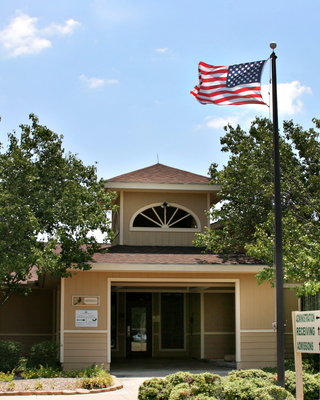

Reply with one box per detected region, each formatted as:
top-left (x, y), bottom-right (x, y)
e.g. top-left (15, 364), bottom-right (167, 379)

top-left (79, 263), bottom-right (265, 273)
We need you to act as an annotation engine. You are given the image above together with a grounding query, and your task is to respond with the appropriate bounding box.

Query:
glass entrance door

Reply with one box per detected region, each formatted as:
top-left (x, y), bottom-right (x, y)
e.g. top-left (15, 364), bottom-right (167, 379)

top-left (126, 293), bottom-right (152, 357)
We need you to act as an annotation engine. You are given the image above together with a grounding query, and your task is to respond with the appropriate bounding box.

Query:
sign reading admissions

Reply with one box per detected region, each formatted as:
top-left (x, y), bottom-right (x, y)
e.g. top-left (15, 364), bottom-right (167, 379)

top-left (294, 310), bottom-right (320, 354)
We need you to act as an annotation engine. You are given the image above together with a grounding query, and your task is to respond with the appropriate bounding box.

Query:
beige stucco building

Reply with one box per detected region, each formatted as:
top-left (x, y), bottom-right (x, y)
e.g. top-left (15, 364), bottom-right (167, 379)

top-left (0, 163), bottom-right (299, 370)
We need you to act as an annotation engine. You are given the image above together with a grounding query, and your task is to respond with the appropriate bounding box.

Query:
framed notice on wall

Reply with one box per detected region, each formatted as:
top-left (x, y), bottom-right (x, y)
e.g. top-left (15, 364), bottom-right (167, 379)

top-left (75, 310), bottom-right (98, 327)
top-left (72, 296), bottom-right (100, 306)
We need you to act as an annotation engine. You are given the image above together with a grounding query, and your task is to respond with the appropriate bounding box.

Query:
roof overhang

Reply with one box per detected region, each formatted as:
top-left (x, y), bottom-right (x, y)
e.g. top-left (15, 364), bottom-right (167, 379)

top-left (105, 182), bottom-right (222, 204)
top-left (85, 263), bottom-right (264, 274)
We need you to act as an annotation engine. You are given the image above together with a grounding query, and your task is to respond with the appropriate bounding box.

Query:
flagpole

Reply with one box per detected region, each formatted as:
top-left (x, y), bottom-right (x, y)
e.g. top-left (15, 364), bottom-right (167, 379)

top-left (270, 41), bottom-right (285, 388)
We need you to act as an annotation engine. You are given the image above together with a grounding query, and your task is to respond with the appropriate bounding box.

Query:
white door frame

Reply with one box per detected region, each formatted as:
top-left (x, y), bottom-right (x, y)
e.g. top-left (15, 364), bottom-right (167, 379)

top-left (106, 277), bottom-right (240, 364)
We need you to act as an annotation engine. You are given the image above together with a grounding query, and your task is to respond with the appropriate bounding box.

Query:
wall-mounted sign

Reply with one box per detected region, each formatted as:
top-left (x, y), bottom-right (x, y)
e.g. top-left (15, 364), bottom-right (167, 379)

top-left (72, 296), bottom-right (100, 306)
top-left (75, 310), bottom-right (98, 327)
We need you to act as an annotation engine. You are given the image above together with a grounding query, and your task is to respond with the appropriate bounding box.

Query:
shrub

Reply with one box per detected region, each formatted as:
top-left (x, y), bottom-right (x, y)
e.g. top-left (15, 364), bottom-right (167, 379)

top-left (0, 340), bottom-right (23, 372)
top-left (0, 372), bottom-right (14, 382)
top-left (284, 370), bottom-right (320, 400)
top-left (168, 383), bottom-right (190, 400)
top-left (26, 340), bottom-right (61, 369)
top-left (81, 375), bottom-right (113, 389)
top-left (221, 377), bottom-right (294, 400)
top-left (21, 365), bottom-right (64, 379)
top-left (138, 370), bottom-right (297, 400)
top-left (138, 377), bottom-right (170, 400)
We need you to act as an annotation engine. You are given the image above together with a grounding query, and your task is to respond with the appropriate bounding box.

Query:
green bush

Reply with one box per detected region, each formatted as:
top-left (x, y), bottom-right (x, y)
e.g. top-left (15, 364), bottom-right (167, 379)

top-left (81, 375), bottom-right (113, 389)
top-left (22, 365), bottom-right (64, 379)
top-left (0, 340), bottom-right (23, 372)
top-left (168, 382), bottom-right (191, 400)
top-left (284, 370), bottom-right (320, 400)
top-left (26, 340), bottom-right (61, 369)
top-left (221, 376), bottom-right (293, 400)
top-left (138, 370), bottom-right (297, 400)
top-left (0, 372), bottom-right (14, 382)
top-left (138, 377), bottom-right (170, 400)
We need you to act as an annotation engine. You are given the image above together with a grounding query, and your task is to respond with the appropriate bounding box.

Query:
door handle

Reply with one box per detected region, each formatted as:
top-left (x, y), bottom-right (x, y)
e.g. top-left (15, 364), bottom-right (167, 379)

top-left (127, 326), bottom-right (131, 337)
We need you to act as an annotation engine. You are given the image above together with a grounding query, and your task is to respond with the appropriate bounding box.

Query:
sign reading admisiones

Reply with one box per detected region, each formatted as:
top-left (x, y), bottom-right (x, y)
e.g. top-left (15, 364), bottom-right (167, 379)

top-left (295, 310), bottom-right (320, 354)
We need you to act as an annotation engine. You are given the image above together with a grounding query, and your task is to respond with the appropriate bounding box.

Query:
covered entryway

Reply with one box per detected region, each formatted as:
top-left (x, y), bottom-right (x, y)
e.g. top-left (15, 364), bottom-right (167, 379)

top-left (108, 278), bottom-right (239, 366)
top-left (110, 357), bottom-right (235, 377)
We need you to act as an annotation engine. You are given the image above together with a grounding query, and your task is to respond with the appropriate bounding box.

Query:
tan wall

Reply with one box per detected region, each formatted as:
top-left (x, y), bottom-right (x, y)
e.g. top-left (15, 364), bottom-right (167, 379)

top-left (0, 289), bottom-right (54, 355)
top-left (239, 332), bottom-right (277, 369)
top-left (240, 275), bottom-right (275, 330)
top-left (63, 272), bottom-right (108, 331)
top-left (121, 191), bottom-right (208, 246)
top-left (61, 270), bottom-right (299, 369)
top-left (62, 272), bottom-right (109, 369)
top-left (63, 332), bottom-right (109, 370)
top-left (203, 293), bottom-right (235, 359)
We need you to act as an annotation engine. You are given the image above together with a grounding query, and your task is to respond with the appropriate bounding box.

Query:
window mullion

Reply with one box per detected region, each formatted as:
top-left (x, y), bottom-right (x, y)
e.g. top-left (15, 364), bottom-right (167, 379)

top-left (152, 207), bottom-right (164, 225)
top-left (167, 207), bottom-right (178, 226)
top-left (140, 212), bottom-right (162, 227)
top-left (168, 213), bottom-right (191, 227)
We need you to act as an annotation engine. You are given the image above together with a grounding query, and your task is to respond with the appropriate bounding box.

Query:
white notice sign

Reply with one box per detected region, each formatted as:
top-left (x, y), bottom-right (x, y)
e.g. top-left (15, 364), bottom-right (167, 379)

top-left (294, 310), bottom-right (320, 354)
top-left (75, 310), bottom-right (98, 327)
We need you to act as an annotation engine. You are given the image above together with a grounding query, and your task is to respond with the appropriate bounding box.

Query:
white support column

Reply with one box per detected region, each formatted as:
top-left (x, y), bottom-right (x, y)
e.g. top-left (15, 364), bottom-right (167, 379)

top-left (235, 279), bottom-right (241, 364)
top-left (206, 193), bottom-right (210, 229)
top-left (201, 292), bottom-right (204, 359)
top-left (106, 279), bottom-right (111, 364)
top-left (60, 278), bottom-right (65, 363)
top-left (119, 190), bottom-right (124, 245)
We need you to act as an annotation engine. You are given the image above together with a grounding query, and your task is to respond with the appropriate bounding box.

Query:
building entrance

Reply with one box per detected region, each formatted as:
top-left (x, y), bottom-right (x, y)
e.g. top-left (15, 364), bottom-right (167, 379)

top-left (126, 292), bottom-right (152, 358)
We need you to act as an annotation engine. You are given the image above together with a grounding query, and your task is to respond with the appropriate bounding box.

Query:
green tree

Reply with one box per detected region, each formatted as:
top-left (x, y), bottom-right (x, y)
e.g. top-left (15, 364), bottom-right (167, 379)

top-left (195, 117), bottom-right (320, 296)
top-left (0, 114), bottom-right (116, 307)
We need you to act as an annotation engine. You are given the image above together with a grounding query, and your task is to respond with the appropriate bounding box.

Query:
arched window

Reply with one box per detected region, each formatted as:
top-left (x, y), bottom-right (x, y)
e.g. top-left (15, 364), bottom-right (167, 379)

top-left (130, 203), bottom-right (201, 232)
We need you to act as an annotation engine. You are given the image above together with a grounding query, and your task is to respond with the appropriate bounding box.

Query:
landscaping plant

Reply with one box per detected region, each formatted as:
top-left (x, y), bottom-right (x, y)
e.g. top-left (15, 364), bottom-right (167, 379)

top-left (0, 340), bottom-right (23, 373)
top-left (26, 340), bottom-right (61, 369)
top-left (138, 369), bottom-right (320, 400)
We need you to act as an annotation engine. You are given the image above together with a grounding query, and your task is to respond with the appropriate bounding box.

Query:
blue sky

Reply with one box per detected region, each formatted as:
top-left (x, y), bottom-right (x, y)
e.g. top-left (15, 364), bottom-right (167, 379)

top-left (0, 0), bottom-right (318, 180)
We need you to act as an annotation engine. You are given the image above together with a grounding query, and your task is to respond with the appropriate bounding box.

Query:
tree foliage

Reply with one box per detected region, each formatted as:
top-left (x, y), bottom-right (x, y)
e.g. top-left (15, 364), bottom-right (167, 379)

top-left (195, 117), bottom-right (320, 296)
top-left (0, 114), bottom-right (116, 307)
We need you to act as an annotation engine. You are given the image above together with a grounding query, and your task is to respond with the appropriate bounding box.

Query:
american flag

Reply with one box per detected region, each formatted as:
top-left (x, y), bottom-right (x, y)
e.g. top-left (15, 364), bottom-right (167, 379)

top-left (191, 60), bottom-right (266, 106)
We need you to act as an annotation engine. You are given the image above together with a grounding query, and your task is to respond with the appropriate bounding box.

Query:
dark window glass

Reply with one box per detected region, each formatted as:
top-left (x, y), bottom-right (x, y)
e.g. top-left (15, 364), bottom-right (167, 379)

top-left (133, 206), bottom-right (197, 229)
top-left (111, 292), bottom-right (117, 349)
top-left (161, 293), bottom-right (184, 349)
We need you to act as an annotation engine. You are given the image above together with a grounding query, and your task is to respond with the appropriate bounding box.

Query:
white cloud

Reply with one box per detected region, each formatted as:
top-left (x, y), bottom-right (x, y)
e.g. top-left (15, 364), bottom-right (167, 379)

top-left (0, 12), bottom-right (80, 57)
top-left (205, 115), bottom-right (240, 129)
top-left (195, 81), bottom-right (312, 133)
top-left (155, 47), bottom-right (168, 53)
top-left (261, 81), bottom-right (312, 116)
top-left (79, 74), bottom-right (118, 89)
top-left (43, 19), bottom-right (81, 36)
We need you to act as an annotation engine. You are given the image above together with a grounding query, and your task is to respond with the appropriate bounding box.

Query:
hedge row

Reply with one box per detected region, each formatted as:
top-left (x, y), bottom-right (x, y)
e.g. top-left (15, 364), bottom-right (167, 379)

top-left (138, 369), bottom-right (320, 400)
top-left (0, 340), bottom-right (60, 373)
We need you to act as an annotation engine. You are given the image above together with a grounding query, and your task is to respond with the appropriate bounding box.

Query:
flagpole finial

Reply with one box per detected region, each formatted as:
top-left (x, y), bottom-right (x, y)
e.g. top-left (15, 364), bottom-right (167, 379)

top-left (270, 41), bottom-right (277, 50)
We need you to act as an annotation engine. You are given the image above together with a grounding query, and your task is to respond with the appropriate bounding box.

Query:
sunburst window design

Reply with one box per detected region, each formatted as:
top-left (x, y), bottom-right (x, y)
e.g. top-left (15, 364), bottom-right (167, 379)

top-left (131, 203), bottom-right (200, 231)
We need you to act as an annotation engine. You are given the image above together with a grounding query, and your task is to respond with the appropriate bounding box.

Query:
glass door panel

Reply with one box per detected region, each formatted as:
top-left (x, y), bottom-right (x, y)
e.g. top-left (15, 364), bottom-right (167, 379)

top-left (130, 307), bottom-right (147, 352)
top-left (126, 293), bottom-right (152, 357)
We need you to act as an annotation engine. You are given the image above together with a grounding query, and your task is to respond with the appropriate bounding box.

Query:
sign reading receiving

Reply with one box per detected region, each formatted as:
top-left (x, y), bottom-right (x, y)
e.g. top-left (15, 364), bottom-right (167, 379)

top-left (75, 310), bottom-right (98, 327)
top-left (294, 310), bottom-right (320, 354)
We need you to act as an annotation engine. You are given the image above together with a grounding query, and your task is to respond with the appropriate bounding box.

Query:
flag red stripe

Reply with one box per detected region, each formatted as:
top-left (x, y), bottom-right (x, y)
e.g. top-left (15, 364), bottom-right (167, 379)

top-left (191, 60), bottom-right (266, 106)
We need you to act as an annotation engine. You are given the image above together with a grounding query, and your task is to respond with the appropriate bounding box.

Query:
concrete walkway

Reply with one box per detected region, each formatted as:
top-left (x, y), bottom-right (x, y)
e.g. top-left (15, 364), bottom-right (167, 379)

top-left (2, 358), bottom-right (233, 400)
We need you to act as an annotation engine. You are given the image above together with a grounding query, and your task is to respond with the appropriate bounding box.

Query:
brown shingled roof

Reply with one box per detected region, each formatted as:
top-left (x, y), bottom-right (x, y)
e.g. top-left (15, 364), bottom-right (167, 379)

top-left (92, 245), bottom-right (265, 265)
top-left (108, 164), bottom-right (210, 184)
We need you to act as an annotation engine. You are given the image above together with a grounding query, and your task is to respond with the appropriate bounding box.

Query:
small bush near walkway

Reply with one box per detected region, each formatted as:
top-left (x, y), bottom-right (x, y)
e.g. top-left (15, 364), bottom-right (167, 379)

top-left (138, 369), bottom-right (320, 400)
top-left (0, 340), bottom-right (23, 373)
top-left (26, 340), bottom-right (61, 370)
